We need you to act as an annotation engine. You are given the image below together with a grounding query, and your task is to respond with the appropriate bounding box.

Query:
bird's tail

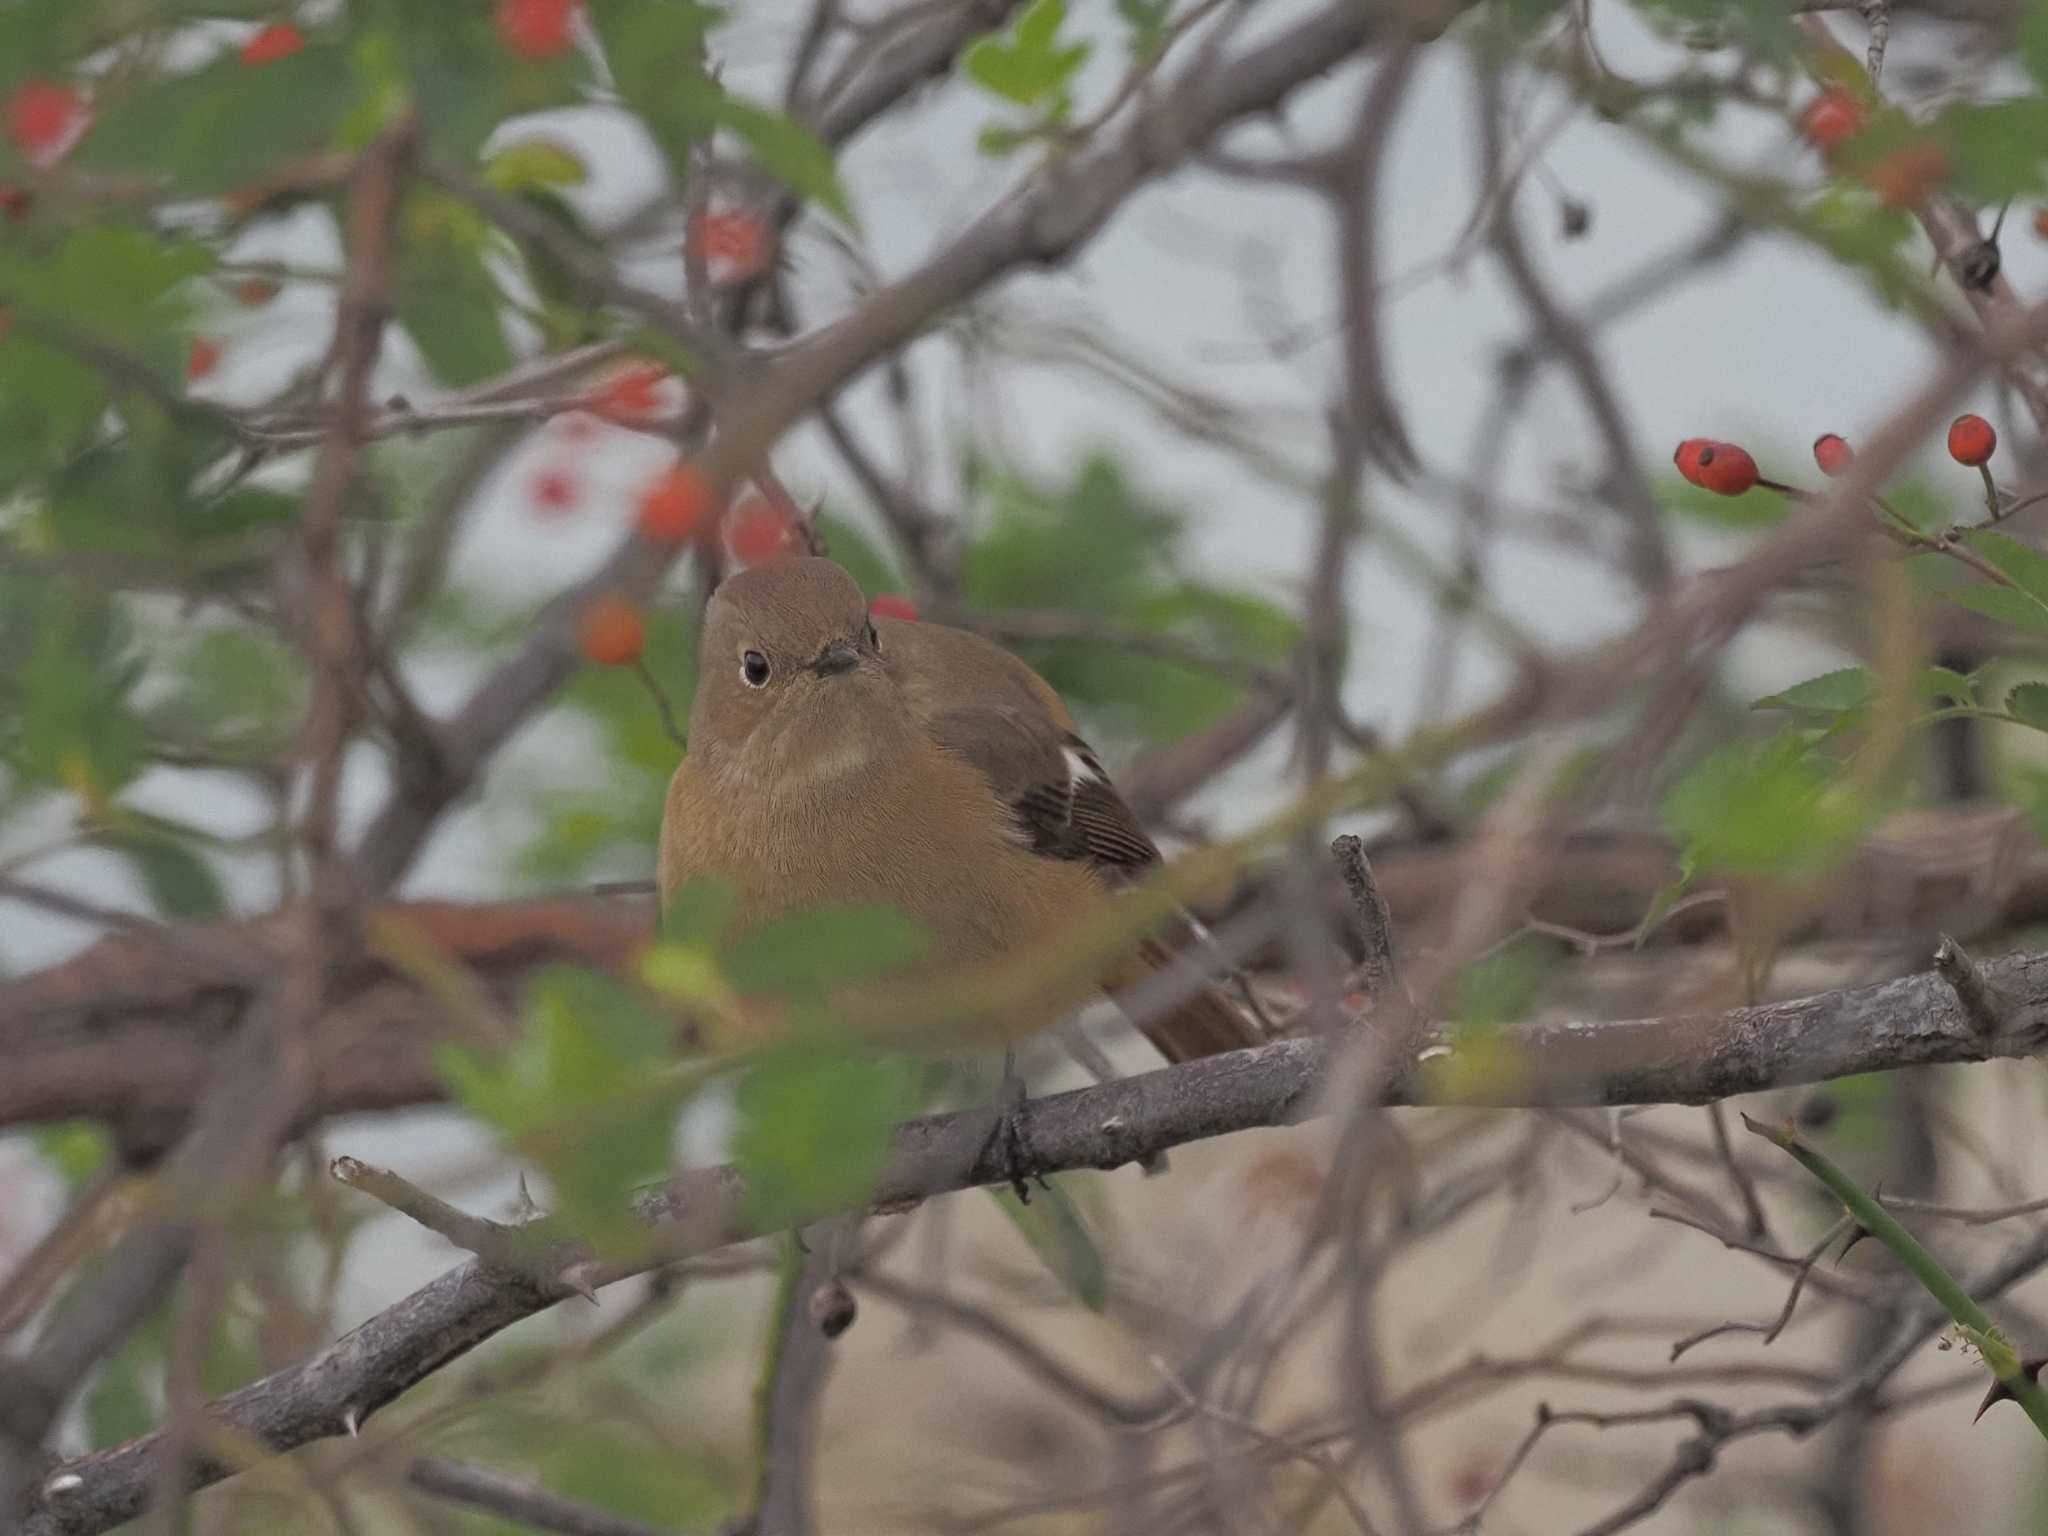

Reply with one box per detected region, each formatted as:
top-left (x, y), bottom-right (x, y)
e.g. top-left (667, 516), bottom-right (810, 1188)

top-left (1115, 932), bottom-right (1266, 1065)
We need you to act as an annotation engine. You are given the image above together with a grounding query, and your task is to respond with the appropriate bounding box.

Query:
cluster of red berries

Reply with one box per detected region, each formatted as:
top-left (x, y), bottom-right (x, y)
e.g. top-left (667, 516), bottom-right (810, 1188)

top-left (1796, 86), bottom-right (1949, 209)
top-left (1674, 412), bottom-right (1998, 496)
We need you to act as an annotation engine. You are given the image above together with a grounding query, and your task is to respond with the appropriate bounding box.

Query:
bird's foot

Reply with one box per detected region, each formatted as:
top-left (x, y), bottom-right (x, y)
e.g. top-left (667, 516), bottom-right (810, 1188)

top-left (983, 1053), bottom-right (1049, 1204)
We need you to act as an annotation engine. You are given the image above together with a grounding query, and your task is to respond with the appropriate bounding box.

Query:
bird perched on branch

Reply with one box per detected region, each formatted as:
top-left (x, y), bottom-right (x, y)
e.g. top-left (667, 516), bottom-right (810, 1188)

top-left (657, 555), bottom-right (1259, 1064)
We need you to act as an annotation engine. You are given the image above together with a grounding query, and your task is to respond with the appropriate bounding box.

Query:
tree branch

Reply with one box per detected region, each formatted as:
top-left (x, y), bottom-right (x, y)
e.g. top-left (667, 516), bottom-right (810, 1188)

top-left (20, 938), bottom-right (2048, 1535)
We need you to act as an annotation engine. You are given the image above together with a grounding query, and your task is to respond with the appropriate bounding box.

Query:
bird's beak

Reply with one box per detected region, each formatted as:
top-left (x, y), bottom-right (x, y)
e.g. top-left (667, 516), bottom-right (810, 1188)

top-left (811, 640), bottom-right (860, 676)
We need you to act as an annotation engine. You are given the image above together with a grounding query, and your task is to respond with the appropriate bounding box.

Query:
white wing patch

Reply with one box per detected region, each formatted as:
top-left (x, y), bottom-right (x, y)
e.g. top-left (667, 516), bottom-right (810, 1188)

top-left (1063, 745), bottom-right (1102, 786)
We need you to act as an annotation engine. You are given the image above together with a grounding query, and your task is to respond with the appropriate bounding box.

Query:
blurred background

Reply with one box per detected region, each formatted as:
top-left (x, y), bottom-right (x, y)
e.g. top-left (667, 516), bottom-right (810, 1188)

top-left (8, 0), bottom-right (2048, 1531)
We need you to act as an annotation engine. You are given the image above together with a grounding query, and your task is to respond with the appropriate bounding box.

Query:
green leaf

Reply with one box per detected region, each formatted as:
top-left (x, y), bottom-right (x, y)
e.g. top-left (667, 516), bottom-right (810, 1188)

top-left (987, 1179), bottom-right (1108, 1311)
top-left (660, 876), bottom-right (739, 944)
top-left (33, 1122), bottom-right (111, 1187)
top-left (1115, 0), bottom-right (1175, 55)
top-left (1663, 730), bottom-right (1871, 877)
top-left (1964, 531), bottom-right (2048, 601)
top-left (1951, 583), bottom-right (2048, 633)
top-left (85, 1333), bottom-right (161, 1450)
top-left (397, 194), bottom-right (513, 385)
top-left (437, 966), bottom-right (683, 1250)
top-left (723, 906), bottom-right (930, 1002)
top-left (2009, 682), bottom-right (2048, 730)
top-left (965, 0), bottom-right (1090, 111)
top-left (2024, 0), bottom-right (2048, 91)
top-left (1921, 665), bottom-right (1978, 707)
top-left (715, 97), bottom-right (851, 221)
top-left (75, 35), bottom-right (357, 197)
top-left (959, 453), bottom-right (1282, 744)
top-left (484, 137), bottom-right (589, 193)
top-left (587, 0), bottom-right (722, 176)
top-left (732, 1047), bottom-right (921, 1229)
top-left (1941, 97), bottom-right (2048, 204)
top-left (96, 825), bottom-right (227, 918)
top-left (1752, 667), bottom-right (1872, 718)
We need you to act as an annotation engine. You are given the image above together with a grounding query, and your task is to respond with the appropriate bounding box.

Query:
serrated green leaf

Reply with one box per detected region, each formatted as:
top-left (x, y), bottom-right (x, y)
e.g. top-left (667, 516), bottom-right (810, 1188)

top-left (1920, 665), bottom-right (1978, 706)
top-left (965, 0), bottom-right (1090, 110)
top-left (1952, 583), bottom-right (2048, 633)
top-left (987, 1178), bottom-right (1108, 1311)
top-left (1964, 531), bottom-right (2048, 602)
top-left (1663, 730), bottom-right (1871, 877)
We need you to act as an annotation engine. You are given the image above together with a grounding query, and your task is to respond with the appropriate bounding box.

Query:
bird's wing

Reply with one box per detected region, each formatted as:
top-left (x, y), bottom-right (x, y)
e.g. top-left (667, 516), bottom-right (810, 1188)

top-left (921, 703), bottom-right (1161, 885)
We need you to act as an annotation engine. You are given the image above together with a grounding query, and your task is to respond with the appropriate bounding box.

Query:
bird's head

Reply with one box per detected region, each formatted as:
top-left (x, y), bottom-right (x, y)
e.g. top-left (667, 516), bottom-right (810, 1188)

top-left (689, 556), bottom-right (889, 782)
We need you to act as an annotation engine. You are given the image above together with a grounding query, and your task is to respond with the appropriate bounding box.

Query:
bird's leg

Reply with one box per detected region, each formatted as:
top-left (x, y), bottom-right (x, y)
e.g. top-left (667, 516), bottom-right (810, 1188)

top-left (982, 1047), bottom-right (1048, 1204)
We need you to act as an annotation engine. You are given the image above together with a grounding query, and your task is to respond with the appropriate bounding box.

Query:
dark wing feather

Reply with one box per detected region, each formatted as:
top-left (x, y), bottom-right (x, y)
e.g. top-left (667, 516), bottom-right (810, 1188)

top-left (923, 705), bottom-right (1159, 883)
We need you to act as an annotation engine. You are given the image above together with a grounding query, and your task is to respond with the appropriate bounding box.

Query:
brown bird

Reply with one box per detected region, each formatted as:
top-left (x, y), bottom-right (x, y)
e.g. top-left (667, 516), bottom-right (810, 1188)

top-left (657, 555), bottom-right (1260, 1064)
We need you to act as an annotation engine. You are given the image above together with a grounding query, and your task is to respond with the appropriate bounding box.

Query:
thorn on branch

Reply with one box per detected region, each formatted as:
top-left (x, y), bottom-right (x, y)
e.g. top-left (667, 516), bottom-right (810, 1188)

top-left (806, 1279), bottom-right (857, 1338)
top-left (1934, 934), bottom-right (2005, 1035)
top-left (1330, 833), bottom-right (1398, 1001)
top-left (330, 1155), bottom-right (594, 1299)
top-left (1958, 239), bottom-right (2001, 293)
top-left (1976, 1355), bottom-right (2048, 1422)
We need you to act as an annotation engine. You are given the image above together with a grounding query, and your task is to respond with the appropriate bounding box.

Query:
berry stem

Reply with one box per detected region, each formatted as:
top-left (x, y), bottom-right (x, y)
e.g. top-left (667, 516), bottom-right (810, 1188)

top-left (1978, 463), bottom-right (2001, 521)
top-left (631, 658), bottom-right (687, 749)
top-left (1756, 476), bottom-right (1820, 503)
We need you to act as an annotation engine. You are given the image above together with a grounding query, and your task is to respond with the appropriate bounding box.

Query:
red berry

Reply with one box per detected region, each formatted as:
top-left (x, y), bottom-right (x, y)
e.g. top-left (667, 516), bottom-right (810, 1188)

top-left (186, 337), bottom-right (221, 383)
top-left (496, 0), bottom-right (580, 58)
top-left (1698, 443), bottom-right (1759, 496)
top-left (0, 184), bottom-right (31, 221)
top-left (690, 205), bottom-right (773, 285)
top-left (6, 80), bottom-right (84, 164)
top-left (2036, 209), bottom-right (2048, 241)
top-left (530, 466), bottom-right (579, 519)
top-left (587, 362), bottom-right (666, 424)
top-left (1947, 413), bottom-right (1996, 467)
top-left (578, 594), bottom-right (645, 666)
top-left (1673, 438), bottom-right (1713, 487)
top-left (869, 593), bottom-right (918, 623)
top-left (240, 23), bottom-right (306, 65)
top-left (1798, 88), bottom-right (1864, 153)
top-left (726, 498), bottom-right (799, 564)
top-left (1676, 439), bottom-right (1758, 496)
top-left (1864, 142), bottom-right (1949, 209)
top-left (636, 463), bottom-right (717, 544)
top-left (1812, 433), bottom-right (1853, 477)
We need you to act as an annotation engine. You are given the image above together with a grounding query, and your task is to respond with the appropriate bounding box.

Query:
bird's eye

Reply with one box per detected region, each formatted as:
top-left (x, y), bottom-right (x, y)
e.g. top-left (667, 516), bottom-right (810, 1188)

top-left (741, 650), bottom-right (770, 687)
